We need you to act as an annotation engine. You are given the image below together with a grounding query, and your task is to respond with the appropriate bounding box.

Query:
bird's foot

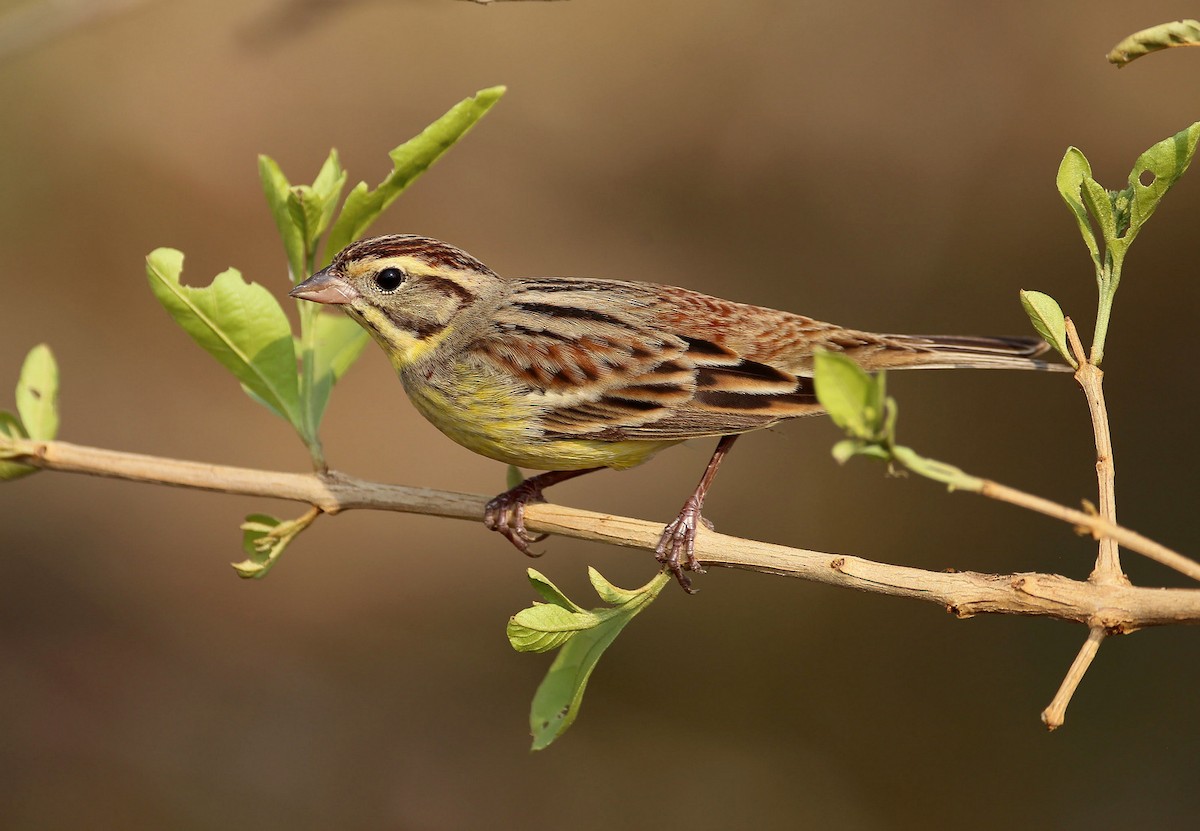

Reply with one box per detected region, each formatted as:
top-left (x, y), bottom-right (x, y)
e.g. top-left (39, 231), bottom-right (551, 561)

top-left (484, 480), bottom-right (550, 557)
top-left (655, 496), bottom-right (711, 594)
top-left (484, 468), bottom-right (603, 556)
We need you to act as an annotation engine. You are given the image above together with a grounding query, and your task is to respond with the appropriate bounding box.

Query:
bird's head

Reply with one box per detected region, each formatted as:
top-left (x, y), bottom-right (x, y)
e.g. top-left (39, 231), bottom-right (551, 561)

top-left (291, 235), bottom-right (503, 368)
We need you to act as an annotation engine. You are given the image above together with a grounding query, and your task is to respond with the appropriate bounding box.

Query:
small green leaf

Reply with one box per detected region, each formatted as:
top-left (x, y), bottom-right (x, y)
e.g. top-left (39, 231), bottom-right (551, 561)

top-left (525, 568), bottom-right (583, 612)
top-left (1056, 148), bottom-right (1103, 272)
top-left (325, 86), bottom-right (506, 257)
top-left (507, 603), bottom-right (601, 653)
top-left (0, 411), bottom-right (27, 443)
top-left (258, 155), bottom-right (307, 283)
top-left (309, 149), bottom-right (348, 247)
top-left (15, 344), bottom-right (58, 440)
top-left (302, 312), bottom-right (370, 434)
top-left (510, 568), bottom-right (670, 750)
top-left (0, 410), bottom-right (34, 481)
top-left (813, 350), bottom-right (878, 438)
top-left (234, 513), bottom-right (284, 578)
top-left (146, 248), bottom-right (302, 430)
top-left (287, 171), bottom-right (347, 255)
top-left (506, 464), bottom-right (525, 490)
top-left (588, 566), bottom-right (640, 605)
top-left (232, 509), bottom-right (318, 578)
top-left (1108, 19), bottom-right (1200, 67)
top-left (831, 439), bottom-right (860, 464)
top-left (1019, 290), bottom-right (1075, 367)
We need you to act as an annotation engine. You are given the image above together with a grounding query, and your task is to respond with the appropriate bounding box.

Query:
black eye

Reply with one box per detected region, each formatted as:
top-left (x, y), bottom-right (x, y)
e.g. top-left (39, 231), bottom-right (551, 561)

top-left (374, 267), bottom-right (405, 292)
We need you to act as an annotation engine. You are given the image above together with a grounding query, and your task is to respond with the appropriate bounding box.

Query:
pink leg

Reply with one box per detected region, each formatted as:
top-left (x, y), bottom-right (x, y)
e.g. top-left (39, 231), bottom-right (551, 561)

top-left (655, 434), bottom-right (739, 593)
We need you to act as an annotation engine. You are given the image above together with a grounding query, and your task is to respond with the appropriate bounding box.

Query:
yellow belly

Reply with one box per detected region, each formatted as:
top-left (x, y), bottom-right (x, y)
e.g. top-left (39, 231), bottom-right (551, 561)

top-left (400, 366), bottom-right (680, 471)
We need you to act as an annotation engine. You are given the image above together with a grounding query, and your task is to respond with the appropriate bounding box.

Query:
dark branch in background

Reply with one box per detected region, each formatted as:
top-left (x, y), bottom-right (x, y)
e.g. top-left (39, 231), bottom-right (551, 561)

top-left (5, 436), bottom-right (1200, 630)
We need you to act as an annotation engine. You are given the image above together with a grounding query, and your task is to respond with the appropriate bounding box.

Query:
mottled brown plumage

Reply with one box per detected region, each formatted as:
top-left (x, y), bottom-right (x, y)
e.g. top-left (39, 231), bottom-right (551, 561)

top-left (295, 234), bottom-right (1063, 590)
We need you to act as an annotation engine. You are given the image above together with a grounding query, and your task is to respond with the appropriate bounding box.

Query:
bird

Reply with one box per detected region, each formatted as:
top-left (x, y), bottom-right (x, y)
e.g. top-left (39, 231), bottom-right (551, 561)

top-left (291, 234), bottom-right (1064, 591)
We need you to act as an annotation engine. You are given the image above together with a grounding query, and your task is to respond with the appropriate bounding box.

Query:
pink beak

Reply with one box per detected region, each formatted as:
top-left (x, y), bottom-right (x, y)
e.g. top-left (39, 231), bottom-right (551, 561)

top-left (290, 266), bottom-right (359, 305)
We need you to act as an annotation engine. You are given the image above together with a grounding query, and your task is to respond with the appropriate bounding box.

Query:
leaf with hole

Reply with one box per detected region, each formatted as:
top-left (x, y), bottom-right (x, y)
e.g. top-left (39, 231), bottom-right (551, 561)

top-left (15, 344), bottom-right (58, 441)
top-left (1119, 122), bottom-right (1200, 254)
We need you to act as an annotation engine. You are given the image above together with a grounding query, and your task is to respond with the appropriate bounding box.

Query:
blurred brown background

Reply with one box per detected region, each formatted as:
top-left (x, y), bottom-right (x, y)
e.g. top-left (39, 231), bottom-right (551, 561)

top-left (1, 1), bottom-right (1198, 828)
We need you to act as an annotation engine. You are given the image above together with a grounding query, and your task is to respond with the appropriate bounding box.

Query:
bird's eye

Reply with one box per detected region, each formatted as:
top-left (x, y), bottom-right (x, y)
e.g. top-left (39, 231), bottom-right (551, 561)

top-left (374, 267), bottom-right (406, 292)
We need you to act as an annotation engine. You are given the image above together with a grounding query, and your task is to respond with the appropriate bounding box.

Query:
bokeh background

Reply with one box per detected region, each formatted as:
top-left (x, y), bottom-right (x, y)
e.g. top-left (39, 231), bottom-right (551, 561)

top-left (2, 1), bottom-right (1198, 828)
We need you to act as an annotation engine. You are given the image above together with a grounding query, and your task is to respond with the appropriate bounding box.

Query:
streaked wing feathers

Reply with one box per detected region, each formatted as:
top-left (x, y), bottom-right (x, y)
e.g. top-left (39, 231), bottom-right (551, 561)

top-left (538, 340), bottom-right (821, 441)
top-left (474, 278), bottom-right (825, 442)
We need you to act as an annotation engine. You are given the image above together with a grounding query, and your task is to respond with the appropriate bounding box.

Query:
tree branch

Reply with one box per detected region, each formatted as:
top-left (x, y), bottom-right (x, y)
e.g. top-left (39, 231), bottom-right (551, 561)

top-left (5, 436), bottom-right (1200, 630)
top-left (1041, 626), bottom-right (1105, 729)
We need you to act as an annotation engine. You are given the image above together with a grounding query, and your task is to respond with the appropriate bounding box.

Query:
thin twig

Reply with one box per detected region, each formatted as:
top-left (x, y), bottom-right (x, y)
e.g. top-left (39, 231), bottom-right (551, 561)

top-left (1041, 627), bottom-right (1106, 729)
top-left (5, 437), bottom-right (1200, 629)
top-left (975, 480), bottom-right (1196, 581)
top-left (1065, 317), bottom-right (1123, 584)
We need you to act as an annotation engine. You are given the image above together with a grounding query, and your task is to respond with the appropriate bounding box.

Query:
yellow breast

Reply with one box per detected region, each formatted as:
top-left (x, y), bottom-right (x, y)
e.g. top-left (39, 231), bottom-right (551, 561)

top-left (399, 362), bottom-right (679, 472)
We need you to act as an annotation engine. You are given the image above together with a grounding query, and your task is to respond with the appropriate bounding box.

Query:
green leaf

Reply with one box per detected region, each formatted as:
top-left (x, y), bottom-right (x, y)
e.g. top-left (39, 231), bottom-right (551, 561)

top-left (261, 150), bottom-right (349, 282)
top-left (525, 568), bottom-right (583, 612)
top-left (325, 86), bottom-right (506, 257)
top-left (510, 568), bottom-right (670, 750)
top-left (506, 464), bottom-right (525, 490)
top-left (0, 410), bottom-right (34, 481)
top-left (813, 350), bottom-right (878, 438)
top-left (287, 155), bottom-right (347, 258)
top-left (309, 149), bottom-right (348, 246)
top-left (234, 513), bottom-right (284, 578)
top-left (507, 603), bottom-right (601, 653)
top-left (232, 509), bottom-right (318, 578)
top-left (588, 566), bottom-right (640, 605)
top-left (1119, 122), bottom-right (1200, 252)
top-left (146, 248), bottom-right (302, 430)
top-left (258, 155), bottom-right (307, 283)
top-left (15, 344), bottom-right (58, 440)
top-left (1019, 290), bottom-right (1075, 367)
top-left (1107, 19), bottom-right (1200, 67)
top-left (1055, 148), bottom-right (1103, 272)
top-left (301, 312), bottom-right (370, 435)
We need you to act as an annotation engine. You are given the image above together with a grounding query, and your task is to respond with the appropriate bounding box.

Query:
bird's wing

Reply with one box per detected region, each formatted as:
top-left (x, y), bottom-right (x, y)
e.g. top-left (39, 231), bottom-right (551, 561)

top-left (473, 279), bottom-right (823, 441)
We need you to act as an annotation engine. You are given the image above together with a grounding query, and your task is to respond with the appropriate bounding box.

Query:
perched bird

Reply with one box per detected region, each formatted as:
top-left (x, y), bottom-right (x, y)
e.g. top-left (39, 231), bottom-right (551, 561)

top-left (291, 235), bottom-right (1063, 590)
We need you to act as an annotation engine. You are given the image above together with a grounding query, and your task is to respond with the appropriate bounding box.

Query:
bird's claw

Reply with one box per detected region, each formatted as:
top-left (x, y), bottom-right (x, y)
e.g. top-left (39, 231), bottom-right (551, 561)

top-left (484, 486), bottom-right (549, 557)
top-left (655, 497), bottom-right (710, 593)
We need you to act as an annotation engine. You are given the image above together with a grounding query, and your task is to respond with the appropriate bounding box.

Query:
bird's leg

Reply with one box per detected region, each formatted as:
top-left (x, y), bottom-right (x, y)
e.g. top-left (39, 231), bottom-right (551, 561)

top-left (484, 467), bottom-right (604, 556)
top-left (656, 434), bottom-right (739, 593)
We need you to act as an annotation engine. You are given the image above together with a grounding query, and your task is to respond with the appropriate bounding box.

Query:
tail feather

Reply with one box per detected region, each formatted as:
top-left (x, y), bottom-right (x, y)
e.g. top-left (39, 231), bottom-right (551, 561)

top-left (875, 333), bottom-right (1071, 372)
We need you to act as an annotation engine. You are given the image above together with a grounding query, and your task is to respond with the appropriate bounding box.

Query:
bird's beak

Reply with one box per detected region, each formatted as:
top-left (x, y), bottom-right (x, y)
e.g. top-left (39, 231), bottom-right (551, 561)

top-left (290, 267), bottom-right (359, 305)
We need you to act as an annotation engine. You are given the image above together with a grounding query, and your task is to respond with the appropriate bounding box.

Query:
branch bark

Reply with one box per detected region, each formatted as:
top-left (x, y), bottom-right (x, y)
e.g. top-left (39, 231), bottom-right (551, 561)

top-left (5, 436), bottom-right (1200, 630)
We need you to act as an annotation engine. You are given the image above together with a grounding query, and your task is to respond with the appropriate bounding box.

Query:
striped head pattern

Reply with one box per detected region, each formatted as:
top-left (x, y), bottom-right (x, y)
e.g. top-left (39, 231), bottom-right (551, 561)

top-left (293, 235), bottom-right (505, 367)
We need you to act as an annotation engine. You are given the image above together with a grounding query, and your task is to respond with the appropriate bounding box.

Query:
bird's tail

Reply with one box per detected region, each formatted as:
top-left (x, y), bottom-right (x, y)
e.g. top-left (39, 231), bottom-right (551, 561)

top-left (873, 333), bottom-right (1071, 372)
